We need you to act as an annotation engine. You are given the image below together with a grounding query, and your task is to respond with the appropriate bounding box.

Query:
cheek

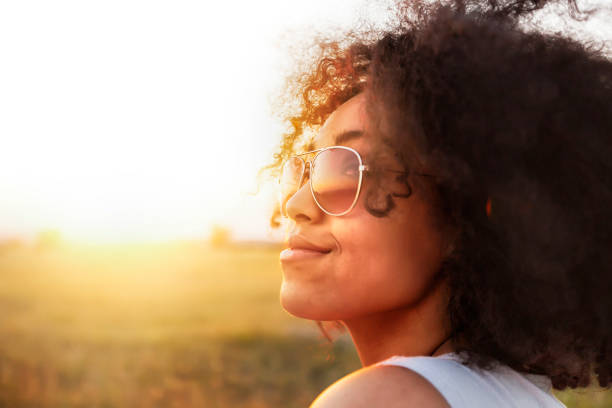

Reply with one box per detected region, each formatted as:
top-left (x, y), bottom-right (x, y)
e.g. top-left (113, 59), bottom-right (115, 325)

top-left (331, 206), bottom-right (445, 312)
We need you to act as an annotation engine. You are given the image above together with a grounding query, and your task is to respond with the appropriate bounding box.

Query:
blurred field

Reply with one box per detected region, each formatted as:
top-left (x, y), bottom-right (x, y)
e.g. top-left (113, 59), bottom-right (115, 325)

top-left (0, 242), bottom-right (608, 407)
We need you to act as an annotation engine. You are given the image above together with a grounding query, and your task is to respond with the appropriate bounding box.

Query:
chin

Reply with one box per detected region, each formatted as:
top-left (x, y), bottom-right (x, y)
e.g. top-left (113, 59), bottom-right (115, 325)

top-left (279, 281), bottom-right (362, 322)
top-left (279, 281), bottom-right (337, 321)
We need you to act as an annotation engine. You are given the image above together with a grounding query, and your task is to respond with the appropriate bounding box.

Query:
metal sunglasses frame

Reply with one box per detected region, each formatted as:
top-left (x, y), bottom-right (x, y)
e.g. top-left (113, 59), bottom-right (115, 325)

top-left (279, 145), bottom-right (436, 217)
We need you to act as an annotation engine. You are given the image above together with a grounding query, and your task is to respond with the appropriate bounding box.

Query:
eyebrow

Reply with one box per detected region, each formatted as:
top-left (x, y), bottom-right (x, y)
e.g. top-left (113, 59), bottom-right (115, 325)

top-left (308, 130), bottom-right (364, 151)
top-left (334, 130), bottom-right (364, 145)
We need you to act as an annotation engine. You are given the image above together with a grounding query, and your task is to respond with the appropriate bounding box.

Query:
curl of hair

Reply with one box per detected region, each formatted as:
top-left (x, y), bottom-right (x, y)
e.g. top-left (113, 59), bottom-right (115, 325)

top-left (265, 0), bottom-right (612, 389)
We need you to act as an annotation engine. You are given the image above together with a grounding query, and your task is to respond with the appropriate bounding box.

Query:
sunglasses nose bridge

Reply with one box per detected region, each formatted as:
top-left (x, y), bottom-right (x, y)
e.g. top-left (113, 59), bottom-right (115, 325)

top-left (298, 159), bottom-right (315, 201)
top-left (279, 157), bottom-right (309, 216)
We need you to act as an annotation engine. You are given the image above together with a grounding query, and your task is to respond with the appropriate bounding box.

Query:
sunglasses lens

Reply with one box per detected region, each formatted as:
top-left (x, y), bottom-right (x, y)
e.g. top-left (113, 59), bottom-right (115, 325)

top-left (311, 148), bottom-right (361, 215)
top-left (279, 157), bottom-right (305, 216)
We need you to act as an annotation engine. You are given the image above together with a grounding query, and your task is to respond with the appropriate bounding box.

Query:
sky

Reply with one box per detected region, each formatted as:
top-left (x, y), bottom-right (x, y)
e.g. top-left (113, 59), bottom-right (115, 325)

top-left (0, 0), bottom-right (393, 243)
top-left (0, 0), bottom-right (609, 244)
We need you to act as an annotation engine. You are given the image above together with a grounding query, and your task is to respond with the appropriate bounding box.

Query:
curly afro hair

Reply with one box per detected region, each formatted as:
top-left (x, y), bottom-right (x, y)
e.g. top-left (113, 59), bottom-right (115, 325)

top-left (265, 0), bottom-right (612, 390)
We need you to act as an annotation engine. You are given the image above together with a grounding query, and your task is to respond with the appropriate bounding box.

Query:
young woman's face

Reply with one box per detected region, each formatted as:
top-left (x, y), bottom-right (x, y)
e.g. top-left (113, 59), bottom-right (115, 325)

top-left (279, 93), bottom-right (450, 321)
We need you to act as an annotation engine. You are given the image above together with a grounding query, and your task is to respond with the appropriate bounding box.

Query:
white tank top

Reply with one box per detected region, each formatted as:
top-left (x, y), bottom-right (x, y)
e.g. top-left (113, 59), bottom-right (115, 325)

top-left (375, 353), bottom-right (567, 408)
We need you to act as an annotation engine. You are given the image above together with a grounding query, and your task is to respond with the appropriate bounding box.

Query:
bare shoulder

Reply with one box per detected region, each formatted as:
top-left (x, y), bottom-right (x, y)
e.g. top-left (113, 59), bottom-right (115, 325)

top-left (309, 364), bottom-right (450, 408)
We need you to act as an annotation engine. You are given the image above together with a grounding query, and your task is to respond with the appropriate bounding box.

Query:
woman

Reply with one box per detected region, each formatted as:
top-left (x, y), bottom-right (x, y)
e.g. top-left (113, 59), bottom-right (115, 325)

top-left (267, 0), bottom-right (612, 406)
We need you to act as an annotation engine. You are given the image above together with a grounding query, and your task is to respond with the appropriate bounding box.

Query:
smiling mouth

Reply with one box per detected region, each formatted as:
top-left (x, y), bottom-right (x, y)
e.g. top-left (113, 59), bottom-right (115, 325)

top-left (280, 248), bottom-right (332, 261)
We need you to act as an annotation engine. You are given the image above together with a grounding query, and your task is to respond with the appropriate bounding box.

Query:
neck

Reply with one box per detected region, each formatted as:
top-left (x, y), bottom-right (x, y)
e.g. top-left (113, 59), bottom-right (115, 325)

top-left (341, 276), bottom-right (453, 366)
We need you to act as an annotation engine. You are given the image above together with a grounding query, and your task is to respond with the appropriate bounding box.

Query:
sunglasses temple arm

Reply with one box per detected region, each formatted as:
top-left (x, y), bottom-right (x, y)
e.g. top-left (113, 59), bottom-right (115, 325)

top-left (363, 166), bottom-right (436, 178)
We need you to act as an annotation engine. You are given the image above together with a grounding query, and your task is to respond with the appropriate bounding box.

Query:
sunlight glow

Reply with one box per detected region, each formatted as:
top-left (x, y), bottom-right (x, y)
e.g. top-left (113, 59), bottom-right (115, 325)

top-left (0, 0), bottom-right (387, 243)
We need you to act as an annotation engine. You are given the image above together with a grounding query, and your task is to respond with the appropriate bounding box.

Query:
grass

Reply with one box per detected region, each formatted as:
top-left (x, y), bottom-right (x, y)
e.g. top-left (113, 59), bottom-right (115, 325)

top-left (0, 242), bottom-right (608, 407)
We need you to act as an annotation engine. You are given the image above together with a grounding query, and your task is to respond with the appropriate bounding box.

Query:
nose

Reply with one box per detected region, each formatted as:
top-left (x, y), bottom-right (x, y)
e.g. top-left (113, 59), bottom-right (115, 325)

top-left (284, 164), bottom-right (324, 223)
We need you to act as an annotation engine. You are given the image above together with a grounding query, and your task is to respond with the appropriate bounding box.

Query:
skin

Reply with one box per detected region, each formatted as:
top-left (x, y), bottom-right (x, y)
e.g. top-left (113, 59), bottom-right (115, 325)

top-left (279, 93), bottom-right (455, 407)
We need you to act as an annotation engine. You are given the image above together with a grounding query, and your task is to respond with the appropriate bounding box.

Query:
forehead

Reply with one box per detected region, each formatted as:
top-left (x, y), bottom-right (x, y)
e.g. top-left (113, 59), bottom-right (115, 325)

top-left (311, 93), bottom-right (369, 150)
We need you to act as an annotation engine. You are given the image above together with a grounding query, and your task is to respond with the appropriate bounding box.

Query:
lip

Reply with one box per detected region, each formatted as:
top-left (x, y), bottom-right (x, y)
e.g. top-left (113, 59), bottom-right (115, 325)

top-left (280, 234), bottom-right (334, 262)
top-left (287, 234), bottom-right (334, 252)
top-left (280, 248), bottom-right (331, 262)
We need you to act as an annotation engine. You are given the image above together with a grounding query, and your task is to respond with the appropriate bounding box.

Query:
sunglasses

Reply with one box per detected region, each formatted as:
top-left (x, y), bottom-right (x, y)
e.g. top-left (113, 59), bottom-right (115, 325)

top-left (278, 145), bottom-right (435, 217)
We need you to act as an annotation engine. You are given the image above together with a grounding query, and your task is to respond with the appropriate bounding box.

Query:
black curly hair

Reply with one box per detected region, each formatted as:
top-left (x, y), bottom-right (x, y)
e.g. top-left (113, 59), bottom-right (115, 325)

top-left (263, 0), bottom-right (612, 390)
